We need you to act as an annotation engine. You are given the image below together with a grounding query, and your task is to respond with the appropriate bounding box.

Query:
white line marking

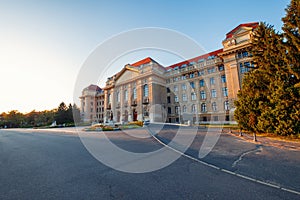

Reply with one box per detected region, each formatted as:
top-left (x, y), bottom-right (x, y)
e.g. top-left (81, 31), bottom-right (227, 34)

top-left (146, 127), bottom-right (300, 196)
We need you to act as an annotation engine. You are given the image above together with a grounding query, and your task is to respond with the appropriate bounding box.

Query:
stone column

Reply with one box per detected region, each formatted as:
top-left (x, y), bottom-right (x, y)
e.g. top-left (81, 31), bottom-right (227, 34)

top-left (110, 89), bottom-right (116, 122)
top-left (137, 80), bottom-right (143, 121)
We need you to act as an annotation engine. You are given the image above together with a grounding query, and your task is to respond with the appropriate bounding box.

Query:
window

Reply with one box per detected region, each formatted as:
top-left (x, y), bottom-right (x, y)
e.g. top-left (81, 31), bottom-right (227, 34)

top-left (208, 67), bottom-right (216, 74)
top-left (221, 75), bottom-right (226, 83)
top-left (191, 92), bottom-right (196, 100)
top-left (218, 65), bottom-right (224, 71)
top-left (224, 101), bottom-right (230, 111)
top-left (133, 87), bottom-right (137, 99)
top-left (167, 87), bottom-right (170, 93)
top-left (201, 103), bottom-right (207, 112)
top-left (210, 77), bottom-right (215, 85)
top-left (222, 87), bottom-right (228, 97)
top-left (182, 84), bottom-right (186, 90)
top-left (192, 104), bottom-right (197, 113)
top-left (183, 105), bottom-right (187, 113)
top-left (199, 70), bottom-right (205, 76)
top-left (214, 116), bottom-right (218, 121)
top-left (175, 95), bottom-right (179, 102)
top-left (175, 106), bottom-right (179, 114)
top-left (240, 63), bottom-right (250, 74)
top-left (190, 81), bottom-right (195, 89)
top-left (182, 94), bottom-right (187, 101)
top-left (91, 102), bottom-right (93, 106)
top-left (174, 85), bottom-right (178, 92)
top-left (167, 96), bottom-right (171, 103)
top-left (181, 75), bottom-right (186, 80)
top-left (168, 107), bottom-right (172, 114)
top-left (199, 79), bottom-right (205, 87)
top-left (212, 102), bottom-right (217, 111)
top-left (211, 89), bottom-right (217, 98)
top-left (143, 84), bottom-right (149, 97)
top-left (190, 73), bottom-right (194, 78)
top-left (116, 91), bottom-right (120, 102)
top-left (200, 90), bottom-right (206, 99)
top-left (242, 51), bottom-right (249, 57)
top-left (124, 90), bottom-right (128, 101)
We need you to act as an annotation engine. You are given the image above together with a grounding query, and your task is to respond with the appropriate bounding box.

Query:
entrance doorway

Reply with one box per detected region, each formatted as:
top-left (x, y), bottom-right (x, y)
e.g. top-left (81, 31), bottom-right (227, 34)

top-left (133, 109), bottom-right (137, 121)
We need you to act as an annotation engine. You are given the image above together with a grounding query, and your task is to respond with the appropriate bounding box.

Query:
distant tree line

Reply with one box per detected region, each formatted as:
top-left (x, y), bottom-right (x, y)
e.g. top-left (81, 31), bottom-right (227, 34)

top-left (0, 102), bottom-right (81, 128)
top-left (234, 0), bottom-right (300, 137)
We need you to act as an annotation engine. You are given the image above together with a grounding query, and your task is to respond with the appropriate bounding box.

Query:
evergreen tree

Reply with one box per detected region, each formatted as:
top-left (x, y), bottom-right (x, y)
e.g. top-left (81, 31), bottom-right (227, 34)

top-left (55, 102), bottom-right (68, 125)
top-left (282, 0), bottom-right (300, 83)
top-left (235, 0), bottom-right (300, 136)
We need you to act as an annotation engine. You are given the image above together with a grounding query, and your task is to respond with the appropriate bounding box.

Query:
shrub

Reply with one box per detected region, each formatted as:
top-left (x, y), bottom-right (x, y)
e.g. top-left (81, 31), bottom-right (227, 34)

top-left (128, 121), bottom-right (143, 127)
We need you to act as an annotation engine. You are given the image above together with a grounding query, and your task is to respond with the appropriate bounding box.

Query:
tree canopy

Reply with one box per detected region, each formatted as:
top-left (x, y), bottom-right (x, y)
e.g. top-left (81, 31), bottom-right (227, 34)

top-left (0, 102), bottom-right (81, 128)
top-left (234, 0), bottom-right (300, 136)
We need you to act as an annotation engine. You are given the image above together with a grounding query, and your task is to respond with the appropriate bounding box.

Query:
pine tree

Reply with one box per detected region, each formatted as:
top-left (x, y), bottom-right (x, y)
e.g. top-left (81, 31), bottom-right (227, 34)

top-left (282, 0), bottom-right (300, 84)
top-left (235, 14), bottom-right (300, 136)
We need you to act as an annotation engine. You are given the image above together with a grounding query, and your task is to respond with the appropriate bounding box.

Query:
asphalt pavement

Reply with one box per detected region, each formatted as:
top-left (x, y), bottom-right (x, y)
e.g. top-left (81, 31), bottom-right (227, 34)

top-left (0, 127), bottom-right (299, 200)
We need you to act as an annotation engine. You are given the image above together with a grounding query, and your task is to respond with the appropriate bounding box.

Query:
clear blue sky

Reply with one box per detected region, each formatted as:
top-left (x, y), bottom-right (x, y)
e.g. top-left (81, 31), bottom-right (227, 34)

top-left (0, 0), bottom-right (290, 113)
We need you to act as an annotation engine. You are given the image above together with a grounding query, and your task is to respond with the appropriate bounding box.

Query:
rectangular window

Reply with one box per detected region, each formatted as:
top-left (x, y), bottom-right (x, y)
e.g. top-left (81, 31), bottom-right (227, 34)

top-left (199, 79), bottom-right (205, 87)
top-left (211, 89), bottom-right (217, 98)
top-left (182, 94), bottom-right (187, 101)
top-left (210, 77), bottom-right (215, 85)
top-left (221, 75), bottom-right (226, 83)
top-left (222, 87), bottom-right (228, 97)
top-left (200, 90), bottom-right (206, 99)
top-left (143, 85), bottom-right (149, 97)
top-left (167, 96), bottom-right (171, 103)
top-left (168, 107), bottom-right (172, 114)
top-left (218, 65), bottom-right (224, 71)
top-left (174, 85), bottom-right (178, 92)
top-left (182, 84), bottom-right (186, 90)
top-left (191, 92), bottom-right (196, 100)
top-left (224, 101), bottom-right (230, 111)
top-left (175, 95), bottom-right (179, 102)
top-left (190, 81), bottom-right (195, 89)
top-left (212, 102), bottom-right (217, 111)
top-left (133, 88), bottom-right (137, 99)
top-left (175, 106), bottom-right (179, 114)
top-left (208, 67), bottom-right (216, 74)
top-left (124, 90), bottom-right (128, 101)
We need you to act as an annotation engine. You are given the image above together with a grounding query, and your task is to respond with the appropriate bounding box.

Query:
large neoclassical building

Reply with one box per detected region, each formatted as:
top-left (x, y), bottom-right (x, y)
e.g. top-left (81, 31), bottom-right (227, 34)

top-left (80, 22), bottom-right (258, 124)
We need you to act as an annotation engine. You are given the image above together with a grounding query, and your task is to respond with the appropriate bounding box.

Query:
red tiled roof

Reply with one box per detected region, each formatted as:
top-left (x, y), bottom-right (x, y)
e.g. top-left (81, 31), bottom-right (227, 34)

top-left (131, 57), bottom-right (153, 67)
top-left (166, 48), bottom-right (223, 70)
top-left (226, 22), bottom-right (259, 39)
top-left (85, 84), bottom-right (102, 91)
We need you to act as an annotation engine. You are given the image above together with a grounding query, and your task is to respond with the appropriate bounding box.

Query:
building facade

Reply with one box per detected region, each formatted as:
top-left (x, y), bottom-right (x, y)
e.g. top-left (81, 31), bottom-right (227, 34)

top-left (80, 22), bottom-right (258, 124)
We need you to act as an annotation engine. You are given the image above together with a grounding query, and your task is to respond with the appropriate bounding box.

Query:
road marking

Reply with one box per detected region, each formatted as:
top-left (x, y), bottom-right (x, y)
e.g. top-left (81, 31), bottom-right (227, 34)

top-left (146, 127), bottom-right (300, 196)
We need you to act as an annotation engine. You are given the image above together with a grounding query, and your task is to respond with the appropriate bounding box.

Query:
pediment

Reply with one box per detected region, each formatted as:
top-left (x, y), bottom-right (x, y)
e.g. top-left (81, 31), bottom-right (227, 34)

top-left (234, 27), bottom-right (248, 35)
top-left (115, 67), bottom-right (139, 85)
